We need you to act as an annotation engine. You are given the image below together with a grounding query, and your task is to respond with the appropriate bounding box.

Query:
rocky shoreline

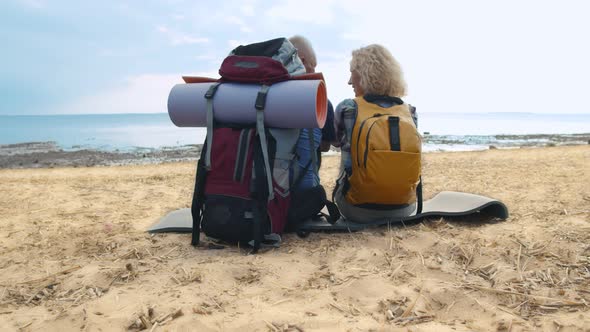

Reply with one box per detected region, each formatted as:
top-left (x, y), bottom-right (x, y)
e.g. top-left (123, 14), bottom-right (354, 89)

top-left (1, 133), bottom-right (588, 169)
top-left (0, 142), bottom-right (202, 169)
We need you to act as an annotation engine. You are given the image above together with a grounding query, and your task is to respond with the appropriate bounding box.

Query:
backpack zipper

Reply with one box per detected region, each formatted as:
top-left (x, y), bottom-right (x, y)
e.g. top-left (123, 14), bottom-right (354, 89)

top-left (363, 119), bottom-right (383, 168)
top-left (355, 113), bottom-right (382, 167)
top-left (284, 48), bottom-right (297, 66)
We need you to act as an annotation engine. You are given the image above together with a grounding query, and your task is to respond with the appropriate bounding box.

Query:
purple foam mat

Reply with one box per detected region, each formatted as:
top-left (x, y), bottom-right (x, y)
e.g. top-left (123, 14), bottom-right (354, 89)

top-left (168, 80), bottom-right (327, 128)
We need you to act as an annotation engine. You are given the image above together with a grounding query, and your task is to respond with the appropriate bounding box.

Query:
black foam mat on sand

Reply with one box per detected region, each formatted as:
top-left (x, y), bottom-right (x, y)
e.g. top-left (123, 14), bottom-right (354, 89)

top-left (148, 191), bottom-right (508, 234)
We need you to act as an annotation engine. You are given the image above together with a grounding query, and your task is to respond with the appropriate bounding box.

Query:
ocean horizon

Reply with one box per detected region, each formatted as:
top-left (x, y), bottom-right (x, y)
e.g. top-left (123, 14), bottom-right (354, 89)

top-left (1, 112), bottom-right (589, 153)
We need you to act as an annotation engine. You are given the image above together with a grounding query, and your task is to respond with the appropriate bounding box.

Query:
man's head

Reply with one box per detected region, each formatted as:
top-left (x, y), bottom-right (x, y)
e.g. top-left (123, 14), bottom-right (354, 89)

top-left (289, 35), bottom-right (317, 74)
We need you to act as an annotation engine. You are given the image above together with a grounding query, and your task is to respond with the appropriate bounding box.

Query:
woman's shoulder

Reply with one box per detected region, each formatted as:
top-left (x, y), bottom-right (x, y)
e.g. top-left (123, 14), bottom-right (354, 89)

top-left (335, 98), bottom-right (357, 113)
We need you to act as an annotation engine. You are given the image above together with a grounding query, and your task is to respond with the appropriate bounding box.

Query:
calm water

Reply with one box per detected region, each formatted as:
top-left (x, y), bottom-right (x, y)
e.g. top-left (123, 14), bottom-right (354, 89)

top-left (0, 112), bottom-right (589, 152)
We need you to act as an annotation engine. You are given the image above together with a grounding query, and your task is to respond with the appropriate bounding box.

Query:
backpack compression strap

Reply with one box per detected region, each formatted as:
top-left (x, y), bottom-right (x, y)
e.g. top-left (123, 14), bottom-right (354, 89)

top-left (308, 129), bottom-right (318, 175)
top-left (255, 84), bottom-right (274, 201)
top-left (416, 176), bottom-right (423, 214)
top-left (204, 83), bottom-right (221, 169)
top-left (191, 145), bottom-right (208, 245)
top-left (251, 136), bottom-right (270, 253)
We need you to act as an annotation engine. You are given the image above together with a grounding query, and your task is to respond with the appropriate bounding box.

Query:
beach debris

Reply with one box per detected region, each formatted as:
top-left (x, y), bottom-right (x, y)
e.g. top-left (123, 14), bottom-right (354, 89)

top-left (109, 264), bottom-right (138, 286)
top-left (379, 297), bottom-right (408, 320)
top-left (192, 296), bottom-right (225, 315)
top-left (496, 319), bottom-right (512, 331)
top-left (380, 297), bottom-right (435, 325)
top-left (19, 321), bottom-right (33, 330)
top-left (235, 268), bottom-right (261, 284)
top-left (450, 244), bottom-right (478, 271)
top-left (263, 320), bottom-right (304, 332)
top-left (328, 301), bottom-right (363, 316)
top-left (192, 305), bottom-right (212, 315)
top-left (470, 262), bottom-right (499, 285)
top-left (193, 297), bottom-right (225, 315)
top-left (264, 321), bottom-right (305, 332)
top-left (2, 280), bottom-right (108, 308)
top-left (115, 248), bottom-right (145, 262)
top-left (18, 266), bottom-right (82, 285)
top-left (393, 315), bottom-right (435, 326)
top-left (463, 283), bottom-right (587, 315)
top-left (128, 307), bottom-right (183, 331)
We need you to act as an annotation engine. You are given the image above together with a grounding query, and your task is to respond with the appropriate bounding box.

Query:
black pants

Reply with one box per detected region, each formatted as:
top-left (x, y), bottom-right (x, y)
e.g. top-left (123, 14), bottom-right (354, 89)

top-left (285, 185), bottom-right (326, 232)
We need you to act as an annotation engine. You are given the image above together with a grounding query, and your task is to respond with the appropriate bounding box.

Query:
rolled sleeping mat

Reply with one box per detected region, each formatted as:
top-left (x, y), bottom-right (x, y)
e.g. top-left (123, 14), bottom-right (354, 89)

top-left (168, 80), bottom-right (327, 129)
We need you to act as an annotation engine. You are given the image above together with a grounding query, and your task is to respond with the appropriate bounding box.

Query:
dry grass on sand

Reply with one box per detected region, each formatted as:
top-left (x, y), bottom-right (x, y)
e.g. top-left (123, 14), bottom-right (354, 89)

top-left (0, 146), bottom-right (589, 331)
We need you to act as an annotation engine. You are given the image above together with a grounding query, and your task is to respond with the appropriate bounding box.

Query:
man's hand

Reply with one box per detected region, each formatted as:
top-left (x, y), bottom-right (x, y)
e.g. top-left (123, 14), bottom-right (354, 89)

top-left (320, 141), bottom-right (332, 152)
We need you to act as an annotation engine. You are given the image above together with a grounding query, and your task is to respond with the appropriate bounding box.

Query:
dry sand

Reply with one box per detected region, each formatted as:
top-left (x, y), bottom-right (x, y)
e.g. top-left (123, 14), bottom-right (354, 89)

top-left (0, 146), bottom-right (589, 331)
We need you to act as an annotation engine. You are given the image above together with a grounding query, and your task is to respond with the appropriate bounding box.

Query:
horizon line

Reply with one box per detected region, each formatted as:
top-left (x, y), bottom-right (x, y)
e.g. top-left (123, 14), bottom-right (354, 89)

top-left (1, 111), bottom-right (590, 117)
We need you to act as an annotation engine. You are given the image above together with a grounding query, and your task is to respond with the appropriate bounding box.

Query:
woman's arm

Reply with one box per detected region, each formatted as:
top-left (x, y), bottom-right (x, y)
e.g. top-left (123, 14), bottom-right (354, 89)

top-left (334, 99), bottom-right (356, 148)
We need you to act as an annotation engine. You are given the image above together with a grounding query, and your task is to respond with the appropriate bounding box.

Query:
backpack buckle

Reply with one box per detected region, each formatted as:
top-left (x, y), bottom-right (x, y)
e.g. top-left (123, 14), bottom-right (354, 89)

top-left (204, 83), bottom-right (221, 99)
top-left (255, 85), bottom-right (270, 110)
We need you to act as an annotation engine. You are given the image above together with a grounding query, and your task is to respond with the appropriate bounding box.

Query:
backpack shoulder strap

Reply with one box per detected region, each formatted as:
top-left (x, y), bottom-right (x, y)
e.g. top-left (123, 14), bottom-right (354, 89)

top-left (416, 176), bottom-right (423, 214)
top-left (255, 84), bottom-right (274, 201)
top-left (191, 144), bottom-right (209, 245)
top-left (324, 200), bottom-right (340, 224)
top-left (308, 128), bottom-right (318, 174)
top-left (204, 83), bottom-right (221, 169)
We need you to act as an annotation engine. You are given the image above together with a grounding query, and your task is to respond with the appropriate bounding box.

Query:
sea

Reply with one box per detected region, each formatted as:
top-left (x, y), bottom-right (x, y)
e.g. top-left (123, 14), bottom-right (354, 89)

top-left (0, 112), bottom-right (589, 153)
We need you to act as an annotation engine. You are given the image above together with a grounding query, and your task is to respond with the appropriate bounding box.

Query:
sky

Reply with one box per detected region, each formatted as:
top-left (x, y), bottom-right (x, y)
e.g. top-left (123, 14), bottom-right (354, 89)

top-left (1, 0), bottom-right (589, 115)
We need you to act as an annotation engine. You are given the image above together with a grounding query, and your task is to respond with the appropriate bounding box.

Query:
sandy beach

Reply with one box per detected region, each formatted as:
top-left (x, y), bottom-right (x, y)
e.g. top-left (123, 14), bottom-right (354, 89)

top-left (0, 146), bottom-right (589, 331)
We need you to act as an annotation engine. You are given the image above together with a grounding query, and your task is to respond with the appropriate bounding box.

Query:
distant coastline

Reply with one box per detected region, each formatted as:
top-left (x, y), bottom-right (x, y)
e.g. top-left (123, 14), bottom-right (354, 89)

top-left (1, 112), bottom-right (589, 154)
top-left (0, 141), bottom-right (202, 169)
top-left (1, 132), bottom-right (588, 169)
top-left (422, 132), bottom-right (590, 152)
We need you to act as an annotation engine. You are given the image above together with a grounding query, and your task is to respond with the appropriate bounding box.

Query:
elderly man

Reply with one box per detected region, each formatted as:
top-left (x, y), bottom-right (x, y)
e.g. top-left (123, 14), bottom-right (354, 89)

top-left (288, 35), bottom-right (336, 181)
top-left (285, 35), bottom-right (338, 229)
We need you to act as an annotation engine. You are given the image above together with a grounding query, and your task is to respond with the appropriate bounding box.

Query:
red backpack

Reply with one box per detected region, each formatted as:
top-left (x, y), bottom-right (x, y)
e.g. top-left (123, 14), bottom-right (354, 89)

top-left (187, 38), bottom-right (333, 252)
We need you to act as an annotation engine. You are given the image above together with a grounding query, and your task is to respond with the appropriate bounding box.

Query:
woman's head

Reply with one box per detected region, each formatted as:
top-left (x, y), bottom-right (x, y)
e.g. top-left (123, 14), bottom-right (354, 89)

top-left (348, 44), bottom-right (406, 97)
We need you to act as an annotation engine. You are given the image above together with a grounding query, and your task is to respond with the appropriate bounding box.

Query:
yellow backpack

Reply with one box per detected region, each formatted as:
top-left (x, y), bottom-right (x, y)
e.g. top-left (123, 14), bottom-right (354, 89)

top-left (346, 97), bottom-right (422, 209)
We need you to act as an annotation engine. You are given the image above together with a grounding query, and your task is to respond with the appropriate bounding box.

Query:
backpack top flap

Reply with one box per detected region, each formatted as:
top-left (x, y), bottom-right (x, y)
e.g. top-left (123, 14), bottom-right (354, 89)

top-left (183, 38), bottom-right (319, 84)
top-left (231, 37), bottom-right (286, 57)
top-left (181, 72), bottom-right (325, 84)
top-left (222, 37), bottom-right (306, 81)
top-left (219, 55), bottom-right (290, 85)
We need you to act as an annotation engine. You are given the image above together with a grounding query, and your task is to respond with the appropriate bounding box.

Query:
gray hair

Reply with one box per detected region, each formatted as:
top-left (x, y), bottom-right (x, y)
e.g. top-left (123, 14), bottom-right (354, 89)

top-left (288, 35), bottom-right (317, 67)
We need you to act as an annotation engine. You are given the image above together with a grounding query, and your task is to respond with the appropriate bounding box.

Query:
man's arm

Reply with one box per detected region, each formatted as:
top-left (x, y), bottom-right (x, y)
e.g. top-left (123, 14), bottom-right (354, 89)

top-left (320, 100), bottom-right (337, 152)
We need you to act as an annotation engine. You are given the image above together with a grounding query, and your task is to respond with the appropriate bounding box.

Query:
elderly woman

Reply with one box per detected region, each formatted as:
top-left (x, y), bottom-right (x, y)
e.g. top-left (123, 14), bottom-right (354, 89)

top-left (333, 44), bottom-right (420, 223)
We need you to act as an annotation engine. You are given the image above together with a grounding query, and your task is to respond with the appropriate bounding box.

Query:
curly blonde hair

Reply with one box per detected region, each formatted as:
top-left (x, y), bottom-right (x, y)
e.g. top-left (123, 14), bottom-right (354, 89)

top-left (350, 44), bottom-right (407, 97)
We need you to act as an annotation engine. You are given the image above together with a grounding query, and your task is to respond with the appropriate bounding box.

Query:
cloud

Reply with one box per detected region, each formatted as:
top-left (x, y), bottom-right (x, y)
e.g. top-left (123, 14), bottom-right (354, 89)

top-left (57, 72), bottom-right (219, 114)
top-left (195, 54), bottom-right (216, 61)
top-left (17, 0), bottom-right (46, 9)
top-left (264, 0), bottom-right (337, 24)
top-left (318, 51), bottom-right (349, 62)
top-left (224, 16), bottom-right (254, 33)
top-left (156, 25), bottom-right (209, 46)
top-left (339, 32), bottom-right (363, 41)
top-left (227, 39), bottom-right (254, 49)
top-left (98, 48), bottom-right (135, 58)
top-left (241, 4), bottom-right (255, 16)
